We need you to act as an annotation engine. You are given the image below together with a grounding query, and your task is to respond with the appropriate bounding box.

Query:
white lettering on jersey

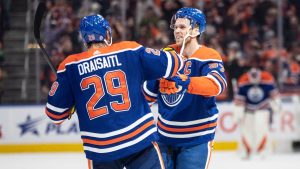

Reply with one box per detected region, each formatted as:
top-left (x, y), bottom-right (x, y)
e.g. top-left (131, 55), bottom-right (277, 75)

top-left (78, 55), bottom-right (122, 75)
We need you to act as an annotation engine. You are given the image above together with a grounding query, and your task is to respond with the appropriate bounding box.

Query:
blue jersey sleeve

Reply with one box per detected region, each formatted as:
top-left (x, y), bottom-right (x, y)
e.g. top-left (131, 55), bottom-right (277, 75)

top-left (137, 47), bottom-right (183, 80)
top-left (45, 72), bottom-right (75, 124)
top-left (142, 80), bottom-right (159, 102)
top-left (201, 62), bottom-right (227, 94)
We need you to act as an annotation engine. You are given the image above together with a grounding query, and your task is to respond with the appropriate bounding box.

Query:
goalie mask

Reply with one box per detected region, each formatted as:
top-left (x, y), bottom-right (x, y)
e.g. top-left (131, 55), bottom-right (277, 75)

top-left (249, 68), bottom-right (262, 85)
top-left (79, 14), bottom-right (112, 45)
top-left (170, 7), bottom-right (206, 34)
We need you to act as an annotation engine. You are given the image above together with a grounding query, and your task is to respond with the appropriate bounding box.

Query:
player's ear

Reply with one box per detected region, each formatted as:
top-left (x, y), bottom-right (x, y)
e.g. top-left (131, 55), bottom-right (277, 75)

top-left (192, 27), bottom-right (200, 37)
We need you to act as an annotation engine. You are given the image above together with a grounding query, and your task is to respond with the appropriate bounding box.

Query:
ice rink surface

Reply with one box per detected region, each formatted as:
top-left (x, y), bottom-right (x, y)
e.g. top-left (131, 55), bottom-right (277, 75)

top-left (1, 151), bottom-right (300, 169)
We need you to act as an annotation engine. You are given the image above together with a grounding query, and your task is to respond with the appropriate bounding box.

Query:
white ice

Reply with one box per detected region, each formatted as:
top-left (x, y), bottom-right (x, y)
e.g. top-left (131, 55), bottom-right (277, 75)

top-left (0, 151), bottom-right (300, 169)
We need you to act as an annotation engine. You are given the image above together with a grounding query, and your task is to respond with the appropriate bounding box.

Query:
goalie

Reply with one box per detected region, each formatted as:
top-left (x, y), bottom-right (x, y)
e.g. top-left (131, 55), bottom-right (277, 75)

top-left (233, 65), bottom-right (281, 159)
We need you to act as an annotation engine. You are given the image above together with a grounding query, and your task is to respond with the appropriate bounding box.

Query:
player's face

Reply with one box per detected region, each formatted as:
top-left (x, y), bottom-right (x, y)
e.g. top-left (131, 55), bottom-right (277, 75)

top-left (173, 18), bottom-right (191, 46)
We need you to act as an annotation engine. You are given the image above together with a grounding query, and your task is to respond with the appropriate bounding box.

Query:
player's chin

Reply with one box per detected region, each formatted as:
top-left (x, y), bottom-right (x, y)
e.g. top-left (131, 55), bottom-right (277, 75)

top-left (175, 40), bottom-right (183, 46)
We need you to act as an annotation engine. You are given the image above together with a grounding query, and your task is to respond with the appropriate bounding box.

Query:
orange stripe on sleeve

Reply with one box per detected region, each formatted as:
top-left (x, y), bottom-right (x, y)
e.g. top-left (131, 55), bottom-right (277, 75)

top-left (187, 77), bottom-right (219, 96)
top-left (142, 91), bottom-right (157, 102)
top-left (45, 109), bottom-right (70, 119)
top-left (82, 120), bottom-right (154, 146)
top-left (211, 72), bottom-right (226, 88)
top-left (169, 51), bottom-right (179, 77)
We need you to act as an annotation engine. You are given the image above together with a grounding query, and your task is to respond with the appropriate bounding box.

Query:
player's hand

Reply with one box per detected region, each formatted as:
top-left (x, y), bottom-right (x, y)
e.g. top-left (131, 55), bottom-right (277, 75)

top-left (169, 74), bottom-right (190, 92)
top-left (159, 78), bottom-right (179, 95)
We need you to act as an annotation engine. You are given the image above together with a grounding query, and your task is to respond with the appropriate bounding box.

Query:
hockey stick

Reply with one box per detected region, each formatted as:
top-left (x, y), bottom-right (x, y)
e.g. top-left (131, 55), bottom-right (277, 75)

top-left (34, 1), bottom-right (75, 119)
top-left (33, 1), bottom-right (57, 76)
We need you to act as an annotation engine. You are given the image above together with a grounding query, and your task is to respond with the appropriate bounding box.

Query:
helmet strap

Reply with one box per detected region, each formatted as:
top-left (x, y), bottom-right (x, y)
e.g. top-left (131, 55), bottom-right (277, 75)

top-left (104, 31), bottom-right (112, 46)
top-left (104, 37), bottom-right (112, 46)
top-left (179, 26), bottom-right (200, 58)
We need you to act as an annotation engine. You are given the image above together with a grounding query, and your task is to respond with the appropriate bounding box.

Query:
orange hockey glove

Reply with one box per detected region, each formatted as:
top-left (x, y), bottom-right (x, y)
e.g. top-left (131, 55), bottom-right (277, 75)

top-left (159, 78), bottom-right (179, 95)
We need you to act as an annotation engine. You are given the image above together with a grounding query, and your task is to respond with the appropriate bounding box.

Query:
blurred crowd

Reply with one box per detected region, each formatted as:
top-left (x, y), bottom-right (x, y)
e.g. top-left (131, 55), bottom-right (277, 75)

top-left (40, 0), bottom-right (300, 100)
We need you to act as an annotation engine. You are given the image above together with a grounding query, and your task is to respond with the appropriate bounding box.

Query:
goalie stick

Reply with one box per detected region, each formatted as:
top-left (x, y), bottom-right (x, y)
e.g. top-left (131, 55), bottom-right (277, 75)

top-left (34, 1), bottom-right (75, 119)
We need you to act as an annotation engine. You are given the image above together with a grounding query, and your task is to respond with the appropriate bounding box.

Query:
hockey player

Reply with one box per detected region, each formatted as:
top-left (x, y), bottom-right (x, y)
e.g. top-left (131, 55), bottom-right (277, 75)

top-left (45, 14), bottom-right (183, 169)
top-left (233, 66), bottom-right (281, 159)
top-left (143, 7), bottom-right (227, 169)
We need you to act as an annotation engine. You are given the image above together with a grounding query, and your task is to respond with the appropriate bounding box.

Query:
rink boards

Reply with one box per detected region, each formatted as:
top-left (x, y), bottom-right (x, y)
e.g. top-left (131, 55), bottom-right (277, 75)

top-left (0, 99), bottom-right (299, 153)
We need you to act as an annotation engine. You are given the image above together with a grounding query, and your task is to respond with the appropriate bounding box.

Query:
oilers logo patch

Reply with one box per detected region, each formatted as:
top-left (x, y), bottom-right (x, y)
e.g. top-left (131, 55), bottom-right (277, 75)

top-left (161, 89), bottom-right (186, 107)
top-left (247, 86), bottom-right (264, 103)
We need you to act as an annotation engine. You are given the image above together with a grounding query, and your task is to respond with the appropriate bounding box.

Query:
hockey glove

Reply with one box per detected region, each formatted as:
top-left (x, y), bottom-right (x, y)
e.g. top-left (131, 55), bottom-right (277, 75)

top-left (159, 78), bottom-right (179, 95)
top-left (169, 74), bottom-right (190, 92)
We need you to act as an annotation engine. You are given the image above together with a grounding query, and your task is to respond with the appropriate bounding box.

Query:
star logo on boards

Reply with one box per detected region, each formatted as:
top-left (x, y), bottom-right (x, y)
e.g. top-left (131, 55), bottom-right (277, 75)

top-left (18, 115), bottom-right (43, 136)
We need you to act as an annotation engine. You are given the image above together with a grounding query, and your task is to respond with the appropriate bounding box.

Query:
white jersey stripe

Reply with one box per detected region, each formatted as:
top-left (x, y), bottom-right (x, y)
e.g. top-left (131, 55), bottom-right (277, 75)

top-left (163, 51), bottom-right (172, 78)
top-left (46, 103), bottom-right (68, 113)
top-left (211, 70), bottom-right (227, 87)
top-left (188, 58), bottom-right (222, 62)
top-left (158, 114), bottom-right (218, 126)
top-left (81, 113), bottom-right (153, 138)
top-left (83, 127), bottom-right (156, 153)
top-left (158, 128), bottom-right (215, 138)
top-left (57, 69), bottom-right (65, 73)
top-left (143, 81), bottom-right (158, 97)
top-left (206, 74), bottom-right (222, 95)
top-left (51, 119), bottom-right (65, 124)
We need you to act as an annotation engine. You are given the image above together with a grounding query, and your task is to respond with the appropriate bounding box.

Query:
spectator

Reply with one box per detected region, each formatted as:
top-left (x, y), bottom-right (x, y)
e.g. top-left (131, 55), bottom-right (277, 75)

top-left (1, 0), bottom-right (10, 30)
top-left (44, 1), bottom-right (73, 54)
top-left (40, 49), bottom-right (64, 100)
top-left (40, 0), bottom-right (300, 101)
top-left (160, 0), bottom-right (183, 39)
top-left (0, 0), bottom-right (4, 44)
top-left (0, 41), bottom-right (3, 64)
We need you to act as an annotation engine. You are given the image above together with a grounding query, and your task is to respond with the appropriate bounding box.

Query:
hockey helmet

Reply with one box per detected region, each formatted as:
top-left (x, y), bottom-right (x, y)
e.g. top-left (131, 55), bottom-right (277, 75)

top-left (79, 14), bottom-right (112, 43)
top-left (171, 7), bottom-right (206, 33)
